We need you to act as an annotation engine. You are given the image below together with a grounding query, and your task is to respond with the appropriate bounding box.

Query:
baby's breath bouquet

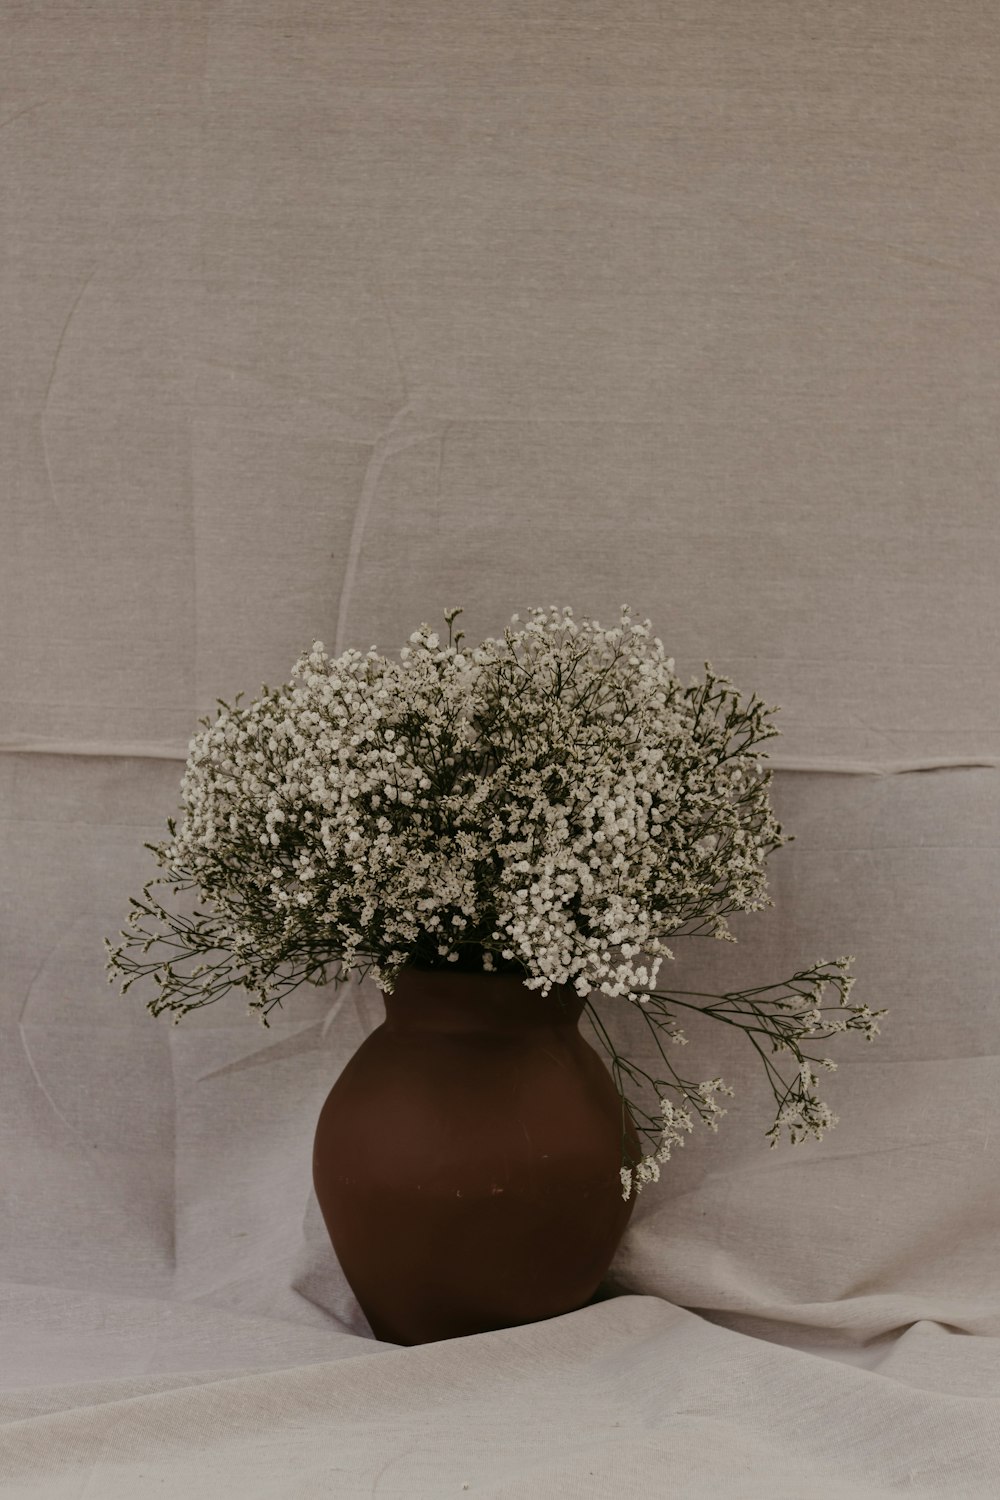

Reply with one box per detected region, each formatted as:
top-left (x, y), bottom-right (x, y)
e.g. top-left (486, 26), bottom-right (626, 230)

top-left (105, 604), bottom-right (885, 1200)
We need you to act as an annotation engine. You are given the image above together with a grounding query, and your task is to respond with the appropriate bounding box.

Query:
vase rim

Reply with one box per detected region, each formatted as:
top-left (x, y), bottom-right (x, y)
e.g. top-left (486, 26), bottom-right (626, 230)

top-left (381, 963), bottom-right (587, 1029)
top-left (390, 960), bottom-right (583, 990)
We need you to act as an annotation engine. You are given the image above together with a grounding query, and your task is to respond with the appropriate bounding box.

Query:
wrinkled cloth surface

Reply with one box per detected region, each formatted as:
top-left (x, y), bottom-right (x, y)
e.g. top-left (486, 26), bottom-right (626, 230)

top-left (2, 2), bottom-right (1000, 1496)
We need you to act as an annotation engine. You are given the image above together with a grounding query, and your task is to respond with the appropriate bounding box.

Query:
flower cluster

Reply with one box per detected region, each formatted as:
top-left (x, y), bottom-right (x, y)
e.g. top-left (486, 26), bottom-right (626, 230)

top-left (105, 604), bottom-right (886, 1198)
top-left (610, 954), bottom-right (881, 1199)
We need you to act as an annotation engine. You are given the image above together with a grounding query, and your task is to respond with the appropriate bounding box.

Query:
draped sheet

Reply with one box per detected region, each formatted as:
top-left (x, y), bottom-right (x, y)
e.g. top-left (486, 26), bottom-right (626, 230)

top-left (2, 3), bottom-right (999, 1495)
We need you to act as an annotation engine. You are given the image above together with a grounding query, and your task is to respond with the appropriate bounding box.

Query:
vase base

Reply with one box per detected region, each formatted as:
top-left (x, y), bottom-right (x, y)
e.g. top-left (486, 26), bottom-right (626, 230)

top-left (366, 1294), bottom-right (597, 1346)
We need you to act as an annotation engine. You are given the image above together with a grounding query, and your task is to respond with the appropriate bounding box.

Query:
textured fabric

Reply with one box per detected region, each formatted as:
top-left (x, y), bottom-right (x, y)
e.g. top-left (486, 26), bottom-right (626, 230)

top-left (2, 2), bottom-right (999, 1496)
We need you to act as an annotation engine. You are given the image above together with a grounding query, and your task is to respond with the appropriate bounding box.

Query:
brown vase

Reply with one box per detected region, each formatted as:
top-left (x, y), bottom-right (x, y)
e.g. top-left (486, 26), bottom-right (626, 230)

top-left (312, 962), bottom-right (640, 1345)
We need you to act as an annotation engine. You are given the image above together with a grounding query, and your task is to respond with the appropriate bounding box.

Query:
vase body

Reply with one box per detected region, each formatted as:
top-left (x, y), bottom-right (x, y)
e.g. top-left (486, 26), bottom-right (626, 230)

top-left (313, 964), bottom-right (639, 1346)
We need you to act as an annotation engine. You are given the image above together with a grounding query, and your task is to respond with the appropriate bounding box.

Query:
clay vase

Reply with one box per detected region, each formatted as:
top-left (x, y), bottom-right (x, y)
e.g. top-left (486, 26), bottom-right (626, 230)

top-left (313, 963), bottom-right (640, 1345)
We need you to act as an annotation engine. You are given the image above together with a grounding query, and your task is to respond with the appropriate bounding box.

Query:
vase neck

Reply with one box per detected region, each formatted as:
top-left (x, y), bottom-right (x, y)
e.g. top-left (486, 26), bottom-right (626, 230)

top-left (381, 966), bottom-right (586, 1033)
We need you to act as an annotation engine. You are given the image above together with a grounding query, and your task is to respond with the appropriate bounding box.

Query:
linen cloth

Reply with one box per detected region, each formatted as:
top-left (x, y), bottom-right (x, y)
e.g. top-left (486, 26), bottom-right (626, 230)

top-left (2, 3), bottom-right (999, 1496)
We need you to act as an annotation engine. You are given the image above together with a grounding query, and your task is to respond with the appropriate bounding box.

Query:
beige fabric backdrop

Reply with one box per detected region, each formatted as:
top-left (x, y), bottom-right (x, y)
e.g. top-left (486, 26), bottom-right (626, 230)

top-left (2, 3), bottom-right (999, 1496)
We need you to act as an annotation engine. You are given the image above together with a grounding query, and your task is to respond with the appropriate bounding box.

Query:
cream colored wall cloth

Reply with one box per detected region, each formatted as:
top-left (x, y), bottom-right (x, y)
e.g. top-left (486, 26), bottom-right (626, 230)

top-left (2, 3), bottom-right (999, 1496)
